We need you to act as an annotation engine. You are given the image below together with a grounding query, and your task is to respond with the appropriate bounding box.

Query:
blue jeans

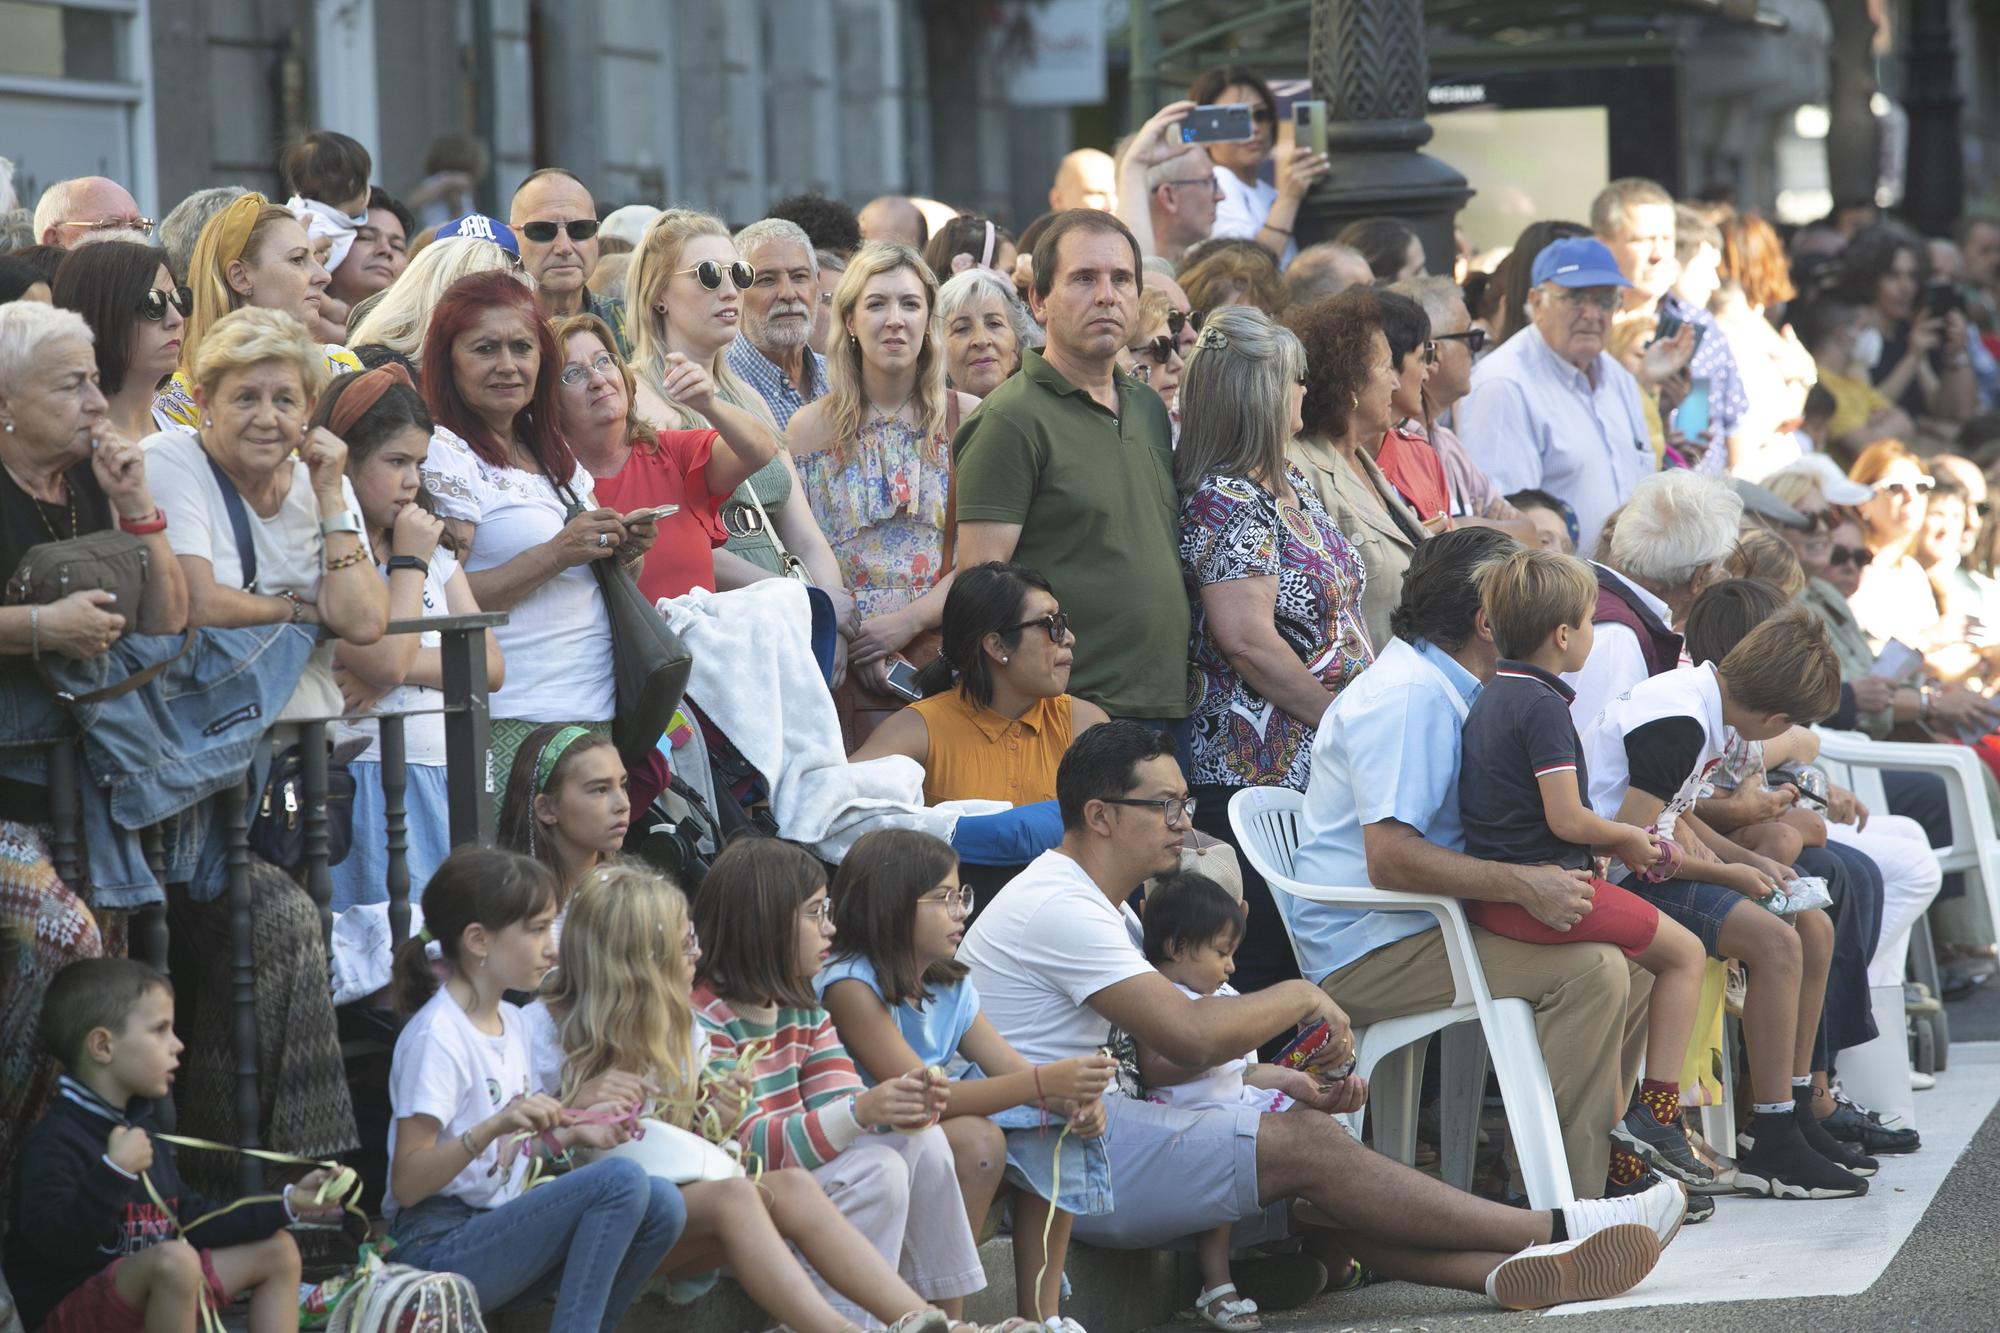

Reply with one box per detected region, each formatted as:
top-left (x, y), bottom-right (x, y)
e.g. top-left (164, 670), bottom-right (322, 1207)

top-left (391, 1159), bottom-right (686, 1332)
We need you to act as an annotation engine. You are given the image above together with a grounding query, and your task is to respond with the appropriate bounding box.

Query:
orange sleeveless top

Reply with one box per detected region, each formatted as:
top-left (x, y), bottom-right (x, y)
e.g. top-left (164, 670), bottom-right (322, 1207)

top-left (908, 691), bottom-right (1076, 807)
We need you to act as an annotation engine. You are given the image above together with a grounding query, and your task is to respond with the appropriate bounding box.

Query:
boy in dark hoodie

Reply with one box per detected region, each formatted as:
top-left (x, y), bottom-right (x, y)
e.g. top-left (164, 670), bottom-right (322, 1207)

top-left (3, 958), bottom-right (341, 1332)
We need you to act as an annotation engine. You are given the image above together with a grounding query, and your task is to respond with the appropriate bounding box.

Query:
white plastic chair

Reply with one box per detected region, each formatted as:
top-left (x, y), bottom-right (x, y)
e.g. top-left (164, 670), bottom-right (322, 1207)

top-left (1228, 786), bottom-right (1576, 1208)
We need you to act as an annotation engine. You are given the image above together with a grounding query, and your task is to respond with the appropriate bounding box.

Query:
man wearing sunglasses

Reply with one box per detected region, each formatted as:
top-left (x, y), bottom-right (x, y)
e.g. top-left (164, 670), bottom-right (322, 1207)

top-left (33, 176), bottom-right (150, 250)
top-left (509, 167), bottom-right (631, 357)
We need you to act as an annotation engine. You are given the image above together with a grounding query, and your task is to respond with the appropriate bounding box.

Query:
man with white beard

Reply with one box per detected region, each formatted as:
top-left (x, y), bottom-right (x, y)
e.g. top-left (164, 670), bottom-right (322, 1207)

top-left (727, 217), bottom-right (829, 429)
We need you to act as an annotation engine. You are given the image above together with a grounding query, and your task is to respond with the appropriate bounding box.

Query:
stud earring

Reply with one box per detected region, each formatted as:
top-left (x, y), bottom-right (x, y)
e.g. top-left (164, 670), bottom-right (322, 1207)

top-left (1001, 656), bottom-right (1009, 663)
top-left (1, 421), bottom-right (12, 433)
top-left (202, 416), bottom-right (214, 428)
top-left (1350, 393), bottom-right (1358, 410)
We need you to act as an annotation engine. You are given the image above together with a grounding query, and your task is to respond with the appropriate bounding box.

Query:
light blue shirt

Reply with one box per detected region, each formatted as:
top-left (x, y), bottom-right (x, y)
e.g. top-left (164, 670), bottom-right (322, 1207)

top-left (1286, 637), bottom-right (1482, 983)
top-left (1457, 323), bottom-right (1654, 558)
top-left (726, 336), bottom-right (827, 431)
top-left (814, 953), bottom-right (980, 1082)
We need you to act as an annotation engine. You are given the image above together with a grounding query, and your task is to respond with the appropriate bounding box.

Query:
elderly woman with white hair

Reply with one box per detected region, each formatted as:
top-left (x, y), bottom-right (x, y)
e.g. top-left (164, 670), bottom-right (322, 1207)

top-left (1565, 469), bottom-right (1744, 733)
top-left (937, 266), bottom-right (1032, 400)
top-left (347, 233), bottom-right (527, 382)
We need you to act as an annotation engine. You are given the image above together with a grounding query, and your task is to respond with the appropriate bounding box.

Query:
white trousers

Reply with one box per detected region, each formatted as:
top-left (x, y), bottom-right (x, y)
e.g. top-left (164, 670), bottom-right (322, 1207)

top-left (1828, 813), bottom-right (1945, 988)
top-left (805, 1126), bottom-right (985, 1324)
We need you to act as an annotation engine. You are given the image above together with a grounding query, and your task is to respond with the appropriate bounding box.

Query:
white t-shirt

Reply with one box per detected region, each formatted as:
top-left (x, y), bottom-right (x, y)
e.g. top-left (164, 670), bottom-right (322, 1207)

top-left (956, 849), bottom-right (1154, 1068)
top-left (420, 426), bottom-right (615, 723)
top-left (1209, 165), bottom-right (1294, 267)
top-left (1579, 662), bottom-right (1730, 838)
top-left (385, 989), bottom-right (536, 1219)
top-left (331, 547), bottom-right (459, 765)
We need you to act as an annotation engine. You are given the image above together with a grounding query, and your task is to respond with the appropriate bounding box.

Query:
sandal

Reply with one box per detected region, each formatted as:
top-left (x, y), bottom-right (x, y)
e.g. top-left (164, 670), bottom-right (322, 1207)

top-left (1196, 1283), bottom-right (1262, 1332)
top-left (889, 1309), bottom-right (953, 1333)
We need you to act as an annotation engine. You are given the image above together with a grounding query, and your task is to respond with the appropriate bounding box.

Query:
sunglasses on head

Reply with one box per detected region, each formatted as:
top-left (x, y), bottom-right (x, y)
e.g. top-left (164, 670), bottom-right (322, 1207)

top-left (1828, 544), bottom-right (1873, 569)
top-left (518, 218), bottom-right (599, 244)
top-left (1433, 328), bottom-right (1488, 354)
top-left (139, 286), bottom-right (192, 321)
top-left (675, 260), bottom-right (756, 291)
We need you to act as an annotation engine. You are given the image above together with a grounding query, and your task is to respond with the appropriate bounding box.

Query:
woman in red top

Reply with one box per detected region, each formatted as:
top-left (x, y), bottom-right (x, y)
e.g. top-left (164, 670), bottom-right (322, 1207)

top-left (1374, 289), bottom-right (1451, 529)
top-left (550, 313), bottom-right (779, 602)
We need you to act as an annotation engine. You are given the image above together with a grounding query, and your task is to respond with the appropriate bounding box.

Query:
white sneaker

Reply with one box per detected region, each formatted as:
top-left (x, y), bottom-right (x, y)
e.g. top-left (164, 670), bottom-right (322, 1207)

top-left (1562, 1175), bottom-right (1688, 1249)
top-left (1485, 1223), bottom-right (1660, 1310)
top-left (1047, 1319), bottom-right (1090, 1333)
top-left (1911, 1069), bottom-right (1937, 1091)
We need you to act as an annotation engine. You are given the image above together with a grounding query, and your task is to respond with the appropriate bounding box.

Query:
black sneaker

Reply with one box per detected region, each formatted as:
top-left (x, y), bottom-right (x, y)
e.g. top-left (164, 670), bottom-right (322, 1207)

top-left (1795, 1091), bottom-right (1879, 1176)
top-left (1611, 1104), bottom-right (1717, 1186)
top-left (1823, 1096), bottom-right (1921, 1155)
top-left (1734, 1114), bottom-right (1868, 1199)
top-left (1609, 1169), bottom-right (1715, 1225)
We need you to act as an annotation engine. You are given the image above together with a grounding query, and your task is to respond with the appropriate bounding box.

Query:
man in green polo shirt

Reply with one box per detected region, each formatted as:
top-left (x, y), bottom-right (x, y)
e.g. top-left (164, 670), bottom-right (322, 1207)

top-left (951, 210), bottom-right (1190, 727)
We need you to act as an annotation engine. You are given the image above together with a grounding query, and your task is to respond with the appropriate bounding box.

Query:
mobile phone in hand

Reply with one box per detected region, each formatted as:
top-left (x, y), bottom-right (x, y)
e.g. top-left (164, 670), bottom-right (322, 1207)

top-left (883, 659), bottom-right (924, 702)
top-left (1292, 100), bottom-right (1327, 157)
top-left (1181, 104), bottom-right (1254, 144)
top-left (622, 505), bottom-right (679, 526)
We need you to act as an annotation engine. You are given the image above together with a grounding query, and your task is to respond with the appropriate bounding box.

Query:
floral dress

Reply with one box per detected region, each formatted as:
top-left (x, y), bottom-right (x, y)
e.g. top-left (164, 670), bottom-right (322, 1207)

top-left (793, 415), bottom-right (950, 621)
top-left (1179, 466), bottom-right (1373, 790)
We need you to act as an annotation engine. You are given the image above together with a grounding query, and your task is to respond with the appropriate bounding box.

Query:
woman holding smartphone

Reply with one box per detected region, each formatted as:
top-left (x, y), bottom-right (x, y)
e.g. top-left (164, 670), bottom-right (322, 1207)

top-left (551, 312), bottom-right (779, 601)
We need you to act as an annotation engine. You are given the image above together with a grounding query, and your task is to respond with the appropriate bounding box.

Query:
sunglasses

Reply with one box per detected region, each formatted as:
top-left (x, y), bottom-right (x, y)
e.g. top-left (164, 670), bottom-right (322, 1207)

top-left (559, 352), bottom-right (619, 386)
top-left (676, 260), bottom-right (756, 291)
top-left (139, 286), bottom-right (192, 321)
top-left (1433, 328), bottom-right (1488, 354)
top-left (1000, 611), bottom-right (1071, 643)
top-left (1878, 479), bottom-right (1935, 499)
top-left (1828, 544), bottom-right (1873, 569)
top-left (1134, 335), bottom-right (1177, 365)
top-left (1165, 308), bottom-right (1205, 339)
top-left (518, 218), bottom-right (600, 244)
top-left (1799, 509), bottom-right (1836, 534)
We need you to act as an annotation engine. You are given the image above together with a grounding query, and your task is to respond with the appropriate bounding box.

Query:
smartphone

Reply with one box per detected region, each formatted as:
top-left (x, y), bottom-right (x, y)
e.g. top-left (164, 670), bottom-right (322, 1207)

top-left (621, 505), bottom-right (680, 526)
top-left (1181, 104), bottom-right (1254, 144)
top-left (1922, 282), bottom-right (1962, 320)
top-left (1292, 100), bottom-right (1327, 157)
top-left (1650, 309), bottom-right (1683, 345)
top-left (883, 659), bottom-right (924, 702)
top-left (1672, 377), bottom-right (1712, 440)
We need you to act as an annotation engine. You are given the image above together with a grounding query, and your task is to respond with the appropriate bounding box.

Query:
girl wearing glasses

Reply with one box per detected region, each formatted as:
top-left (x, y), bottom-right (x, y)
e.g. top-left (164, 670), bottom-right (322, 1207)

top-left (522, 861), bottom-right (965, 1333)
top-left (48, 240), bottom-right (189, 443)
top-left (694, 839), bottom-right (1027, 1333)
top-left (820, 828), bottom-right (1116, 1331)
top-left (851, 562), bottom-right (1108, 806)
top-left (627, 209), bottom-right (854, 632)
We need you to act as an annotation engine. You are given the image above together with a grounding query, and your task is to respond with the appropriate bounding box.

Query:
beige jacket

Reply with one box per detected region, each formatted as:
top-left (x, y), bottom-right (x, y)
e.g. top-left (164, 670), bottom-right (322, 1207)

top-left (1286, 435), bottom-right (1427, 655)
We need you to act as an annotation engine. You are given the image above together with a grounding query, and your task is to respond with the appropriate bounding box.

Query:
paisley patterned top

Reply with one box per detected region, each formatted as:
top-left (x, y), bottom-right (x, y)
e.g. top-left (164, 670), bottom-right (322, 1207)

top-left (1179, 466), bottom-right (1373, 790)
top-left (793, 414), bottom-right (950, 621)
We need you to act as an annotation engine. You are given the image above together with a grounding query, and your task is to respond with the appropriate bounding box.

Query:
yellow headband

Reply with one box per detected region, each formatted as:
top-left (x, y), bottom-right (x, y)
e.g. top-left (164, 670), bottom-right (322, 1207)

top-left (181, 192), bottom-right (271, 375)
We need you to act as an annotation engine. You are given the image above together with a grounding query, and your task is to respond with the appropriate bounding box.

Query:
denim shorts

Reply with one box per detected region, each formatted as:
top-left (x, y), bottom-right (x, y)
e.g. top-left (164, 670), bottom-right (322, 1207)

top-left (1617, 874), bottom-right (1749, 957)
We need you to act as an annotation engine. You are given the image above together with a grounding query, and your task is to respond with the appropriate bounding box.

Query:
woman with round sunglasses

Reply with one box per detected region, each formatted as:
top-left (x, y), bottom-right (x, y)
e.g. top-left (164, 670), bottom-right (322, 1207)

top-left (788, 243), bottom-right (978, 748)
top-left (1846, 440), bottom-right (1954, 661)
top-left (851, 562), bottom-right (1106, 808)
top-left (49, 240), bottom-right (190, 442)
top-left (627, 209), bottom-right (853, 634)
top-left (1116, 288), bottom-right (1186, 436)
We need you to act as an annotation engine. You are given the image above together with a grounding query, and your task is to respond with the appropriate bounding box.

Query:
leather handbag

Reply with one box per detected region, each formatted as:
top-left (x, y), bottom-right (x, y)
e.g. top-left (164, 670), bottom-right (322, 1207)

top-left (7, 530), bottom-right (196, 705)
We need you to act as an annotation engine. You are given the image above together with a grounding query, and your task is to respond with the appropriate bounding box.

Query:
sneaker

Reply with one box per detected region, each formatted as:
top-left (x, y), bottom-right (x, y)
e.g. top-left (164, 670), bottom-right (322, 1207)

top-left (1611, 1104), bottom-right (1717, 1186)
top-left (1793, 1093), bottom-right (1879, 1176)
top-left (1484, 1223), bottom-right (1660, 1311)
top-left (1733, 1115), bottom-right (1868, 1199)
top-left (1562, 1174), bottom-right (1688, 1250)
top-left (1607, 1168), bottom-right (1715, 1224)
top-left (1912, 1069), bottom-right (1938, 1091)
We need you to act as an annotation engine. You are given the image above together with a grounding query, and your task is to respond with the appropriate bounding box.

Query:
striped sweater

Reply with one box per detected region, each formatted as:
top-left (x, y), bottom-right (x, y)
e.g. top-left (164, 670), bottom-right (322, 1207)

top-left (694, 983), bottom-right (867, 1170)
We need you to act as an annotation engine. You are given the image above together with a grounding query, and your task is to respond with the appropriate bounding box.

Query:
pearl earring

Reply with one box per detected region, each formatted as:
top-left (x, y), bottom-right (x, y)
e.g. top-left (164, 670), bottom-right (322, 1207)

top-left (1001, 656), bottom-right (1009, 663)
top-left (1, 421), bottom-right (12, 433)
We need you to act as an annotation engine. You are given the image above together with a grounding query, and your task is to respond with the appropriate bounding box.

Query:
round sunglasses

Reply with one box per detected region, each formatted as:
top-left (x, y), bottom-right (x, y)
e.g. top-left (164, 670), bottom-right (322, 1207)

top-left (676, 260), bottom-right (756, 291)
top-left (139, 286), bottom-right (193, 321)
top-left (1132, 334), bottom-right (1178, 365)
top-left (1165, 307), bottom-right (1205, 339)
top-left (518, 218), bottom-right (599, 244)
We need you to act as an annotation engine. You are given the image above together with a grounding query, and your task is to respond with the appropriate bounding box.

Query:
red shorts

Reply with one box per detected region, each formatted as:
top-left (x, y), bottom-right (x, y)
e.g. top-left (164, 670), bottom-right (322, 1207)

top-left (1468, 877), bottom-right (1660, 958)
top-left (39, 1247), bottom-right (230, 1333)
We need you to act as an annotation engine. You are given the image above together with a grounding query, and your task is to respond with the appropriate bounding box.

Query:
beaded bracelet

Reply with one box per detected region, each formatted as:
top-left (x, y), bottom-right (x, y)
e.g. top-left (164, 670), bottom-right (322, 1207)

top-left (323, 546), bottom-right (369, 573)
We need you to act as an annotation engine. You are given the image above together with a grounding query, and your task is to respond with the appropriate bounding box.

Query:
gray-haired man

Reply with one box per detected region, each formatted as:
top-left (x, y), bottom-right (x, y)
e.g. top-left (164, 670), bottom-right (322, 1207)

top-left (728, 217), bottom-right (828, 429)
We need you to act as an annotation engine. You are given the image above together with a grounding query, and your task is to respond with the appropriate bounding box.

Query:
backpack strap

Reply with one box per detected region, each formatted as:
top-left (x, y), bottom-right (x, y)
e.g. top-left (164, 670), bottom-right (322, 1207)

top-left (203, 450), bottom-right (258, 591)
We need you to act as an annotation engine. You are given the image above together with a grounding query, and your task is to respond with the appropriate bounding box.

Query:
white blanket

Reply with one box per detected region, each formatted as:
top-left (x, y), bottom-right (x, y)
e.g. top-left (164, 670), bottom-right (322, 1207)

top-left (660, 581), bottom-right (957, 860)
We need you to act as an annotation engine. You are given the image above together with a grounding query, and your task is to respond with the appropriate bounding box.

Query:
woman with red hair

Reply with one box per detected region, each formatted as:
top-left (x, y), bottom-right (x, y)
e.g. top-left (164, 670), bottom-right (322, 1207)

top-left (417, 270), bottom-right (660, 803)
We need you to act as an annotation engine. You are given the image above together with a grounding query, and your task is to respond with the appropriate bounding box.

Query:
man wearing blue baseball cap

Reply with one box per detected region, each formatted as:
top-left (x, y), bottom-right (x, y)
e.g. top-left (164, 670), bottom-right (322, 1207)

top-left (1458, 235), bottom-right (1655, 557)
top-left (434, 212), bottom-right (520, 254)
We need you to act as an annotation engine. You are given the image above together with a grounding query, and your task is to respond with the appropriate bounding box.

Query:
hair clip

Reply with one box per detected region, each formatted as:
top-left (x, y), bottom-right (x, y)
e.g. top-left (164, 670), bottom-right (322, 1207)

top-left (1195, 325), bottom-right (1229, 351)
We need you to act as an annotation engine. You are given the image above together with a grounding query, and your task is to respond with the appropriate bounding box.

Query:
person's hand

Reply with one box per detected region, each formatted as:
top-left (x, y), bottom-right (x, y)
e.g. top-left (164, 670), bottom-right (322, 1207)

top-left (332, 662), bottom-right (385, 715)
top-left (1721, 863), bottom-right (1780, 900)
top-left (852, 655), bottom-right (896, 698)
top-left (391, 502), bottom-right (445, 563)
top-left (1850, 675), bottom-right (1897, 714)
top-left (550, 507), bottom-right (627, 568)
top-left (107, 1124), bottom-right (153, 1175)
top-left (1930, 685), bottom-right (2000, 735)
top-left (492, 1093), bottom-right (566, 1139)
top-left (1273, 145), bottom-right (1330, 203)
top-left (1120, 100), bottom-right (1198, 175)
top-left (560, 1101), bottom-right (637, 1151)
top-left (1909, 312), bottom-right (1946, 357)
top-left (620, 512), bottom-right (659, 564)
top-left (1511, 864), bottom-right (1597, 931)
top-left (660, 352), bottom-right (716, 415)
top-left (89, 428), bottom-right (155, 517)
top-left (1943, 309), bottom-right (1970, 358)
top-left (1066, 1096), bottom-right (1108, 1139)
top-left (1639, 323), bottom-right (1697, 387)
top-left (1740, 784), bottom-right (1800, 824)
top-left (830, 631), bottom-right (849, 690)
top-left (572, 1070), bottom-right (657, 1112)
top-left (917, 1065), bottom-right (951, 1121)
top-left (285, 1168), bottom-right (350, 1222)
top-left (850, 609), bottom-right (914, 668)
top-left (1825, 783), bottom-right (1867, 830)
top-left (1037, 1054), bottom-right (1117, 1106)
top-left (39, 588), bottom-right (126, 659)
top-left (855, 1071), bottom-right (934, 1131)
top-left (1613, 825), bottom-right (1661, 876)
top-left (1276, 1067), bottom-right (1368, 1115)
top-left (299, 427), bottom-right (350, 499)
top-left (822, 584), bottom-right (859, 638)
top-left (707, 1068), bottom-right (755, 1129)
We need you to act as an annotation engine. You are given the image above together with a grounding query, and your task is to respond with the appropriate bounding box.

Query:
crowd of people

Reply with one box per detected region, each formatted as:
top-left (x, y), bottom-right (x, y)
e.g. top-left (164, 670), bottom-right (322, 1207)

top-left (4, 66), bottom-right (2000, 1332)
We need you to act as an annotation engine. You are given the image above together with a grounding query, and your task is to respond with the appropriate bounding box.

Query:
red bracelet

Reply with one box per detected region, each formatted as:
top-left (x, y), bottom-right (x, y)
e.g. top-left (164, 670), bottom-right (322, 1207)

top-left (117, 507), bottom-right (167, 535)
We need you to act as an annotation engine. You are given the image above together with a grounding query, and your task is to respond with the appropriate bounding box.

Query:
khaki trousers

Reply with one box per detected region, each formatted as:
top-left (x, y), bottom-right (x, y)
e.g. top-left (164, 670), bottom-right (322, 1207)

top-left (1321, 926), bottom-right (1651, 1194)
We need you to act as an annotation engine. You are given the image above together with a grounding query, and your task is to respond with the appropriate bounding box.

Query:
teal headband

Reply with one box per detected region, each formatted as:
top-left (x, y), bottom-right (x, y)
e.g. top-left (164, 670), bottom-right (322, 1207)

top-left (533, 725), bottom-right (594, 793)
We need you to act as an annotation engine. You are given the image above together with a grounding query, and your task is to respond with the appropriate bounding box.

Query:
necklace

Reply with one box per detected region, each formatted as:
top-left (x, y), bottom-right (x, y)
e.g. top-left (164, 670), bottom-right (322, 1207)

top-left (4, 463), bottom-right (75, 542)
top-left (865, 388), bottom-right (916, 426)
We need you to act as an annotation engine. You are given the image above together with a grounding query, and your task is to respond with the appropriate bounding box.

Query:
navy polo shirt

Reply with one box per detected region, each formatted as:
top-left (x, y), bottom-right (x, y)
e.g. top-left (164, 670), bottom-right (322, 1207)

top-left (1458, 659), bottom-right (1594, 871)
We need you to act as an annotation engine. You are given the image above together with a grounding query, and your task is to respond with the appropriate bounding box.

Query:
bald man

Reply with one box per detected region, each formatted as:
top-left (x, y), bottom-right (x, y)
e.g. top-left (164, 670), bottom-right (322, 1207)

top-left (857, 195), bottom-right (928, 249)
top-left (509, 167), bottom-right (630, 355)
top-left (1283, 242), bottom-right (1374, 311)
top-left (1050, 148), bottom-right (1117, 213)
top-left (34, 176), bottom-right (148, 248)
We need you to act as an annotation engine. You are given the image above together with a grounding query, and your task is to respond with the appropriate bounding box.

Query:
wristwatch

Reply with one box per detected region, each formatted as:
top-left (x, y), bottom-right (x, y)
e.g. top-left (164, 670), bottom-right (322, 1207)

top-left (320, 510), bottom-right (364, 538)
top-left (387, 555), bottom-right (427, 576)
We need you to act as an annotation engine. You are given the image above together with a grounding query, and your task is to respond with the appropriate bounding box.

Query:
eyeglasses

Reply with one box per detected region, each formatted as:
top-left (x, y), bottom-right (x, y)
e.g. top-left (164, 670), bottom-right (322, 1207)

top-left (920, 885), bottom-right (976, 919)
top-left (1422, 340), bottom-right (1439, 366)
top-left (1877, 479), bottom-right (1935, 499)
top-left (676, 260), bottom-right (757, 291)
top-left (1558, 288), bottom-right (1621, 312)
top-left (1164, 308), bottom-right (1205, 341)
top-left (517, 218), bottom-right (600, 244)
top-left (682, 927), bottom-right (702, 960)
top-left (62, 216), bottom-right (154, 236)
top-left (1101, 795), bottom-right (1198, 829)
top-left (1828, 544), bottom-right (1874, 569)
top-left (139, 286), bottom-right (192, 321)
top-left (1165, 177), bottom-right (1221, 196)
top-left (800, 898), bottom-right (833, 924)
top-left (1133, 335), bottom-right (1176, 365)
top-left (999, 611), bottom-right (1071, 643)
top-left (1433, 329), bottom-right (1488, 354)
top-left (560, 352), bottom-right (619, 386)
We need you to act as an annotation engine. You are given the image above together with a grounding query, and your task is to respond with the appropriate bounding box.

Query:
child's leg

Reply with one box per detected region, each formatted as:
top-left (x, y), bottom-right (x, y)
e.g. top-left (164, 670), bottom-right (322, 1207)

top-left (664, 1176), bottom-right (878, 1333)
top-left (1631, 915), bottom-right (1705, 1083)
top-left (1194, 1224), bottom-right (1234, 1292)
top-left (1791, 907), bottom-right (1835, 1079)
top-left (1011, 1192), bottom-right (1076, 1324)
top-left (1734, 821), bottom-right (1805, 866)
top-left (940, 1115), bottom-right (1008, 1252)
top-left (894, 1125), bottom-right (987, 1320)
top-left (1713, 901), bottom-right (1804, 1105)
top-left (105, 1241), bottom-right (205, 1333)
top-left (207, 1232), bottom-right (301, 1333)
top-left (759, 1168), bottom-right (938, 1327)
